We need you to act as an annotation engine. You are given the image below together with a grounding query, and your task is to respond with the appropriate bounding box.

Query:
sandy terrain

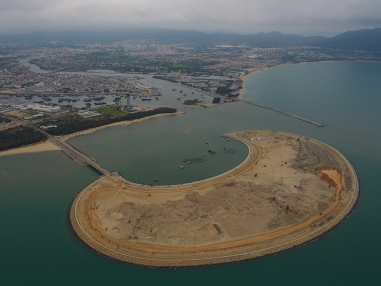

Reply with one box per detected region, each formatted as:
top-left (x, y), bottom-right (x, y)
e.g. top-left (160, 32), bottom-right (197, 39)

top-left (238, 70), bottom-right (262, 99)
top-left (70, 130), bottom-right (359, 267)
top-left (0, 140), bottom-right (61, 157)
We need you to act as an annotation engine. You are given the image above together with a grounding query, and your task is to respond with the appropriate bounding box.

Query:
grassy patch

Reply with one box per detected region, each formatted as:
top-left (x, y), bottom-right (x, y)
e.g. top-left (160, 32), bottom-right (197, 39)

top-left (183, 99), bottom-right (202, 105)
top-left (96, 105), bottom-right (127, 116)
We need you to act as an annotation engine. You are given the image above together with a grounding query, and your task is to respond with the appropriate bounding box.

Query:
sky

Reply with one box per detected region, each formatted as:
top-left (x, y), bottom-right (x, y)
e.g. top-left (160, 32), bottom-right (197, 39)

top-left (1, 0), bottom-right (381, 36)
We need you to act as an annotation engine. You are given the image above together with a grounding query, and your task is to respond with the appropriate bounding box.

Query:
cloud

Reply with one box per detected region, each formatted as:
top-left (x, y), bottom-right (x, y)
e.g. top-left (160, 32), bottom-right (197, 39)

top-left (0, 0), bottom-right (380, 35)
top-left (0, 0), bottom-right (51, 11)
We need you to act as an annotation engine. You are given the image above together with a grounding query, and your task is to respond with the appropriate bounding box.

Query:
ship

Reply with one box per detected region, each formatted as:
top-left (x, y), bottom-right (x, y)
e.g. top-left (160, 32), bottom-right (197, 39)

top-left (94, 102), bottom-right (107, 105)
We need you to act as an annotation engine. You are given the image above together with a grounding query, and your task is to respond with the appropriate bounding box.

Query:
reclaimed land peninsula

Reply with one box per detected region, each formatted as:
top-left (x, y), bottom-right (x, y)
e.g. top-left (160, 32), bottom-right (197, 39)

top-left (70, 130), bottom-right (359, 267)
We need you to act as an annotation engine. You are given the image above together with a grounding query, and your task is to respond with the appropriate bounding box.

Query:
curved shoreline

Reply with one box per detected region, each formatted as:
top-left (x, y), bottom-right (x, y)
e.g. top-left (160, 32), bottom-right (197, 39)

top-left (70, 130), bottom-right (360, 267)
top-left (237, 61), bottom-right (340, 100)
top-left (0, 111), bottom-right (182, 158)
top-left (238, 63), bottom-right (292, 100)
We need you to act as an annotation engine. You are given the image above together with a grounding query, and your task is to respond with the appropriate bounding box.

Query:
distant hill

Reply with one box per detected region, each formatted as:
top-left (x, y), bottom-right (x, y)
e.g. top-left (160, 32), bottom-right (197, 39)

top-left (0, 29), bottom-right (306, 46)
top-left (1, 27), bottom-right (380, 51)
top-left (0, 28), bottom-right (325, 47)
top-left (318, 28), bottom-right (381, 51)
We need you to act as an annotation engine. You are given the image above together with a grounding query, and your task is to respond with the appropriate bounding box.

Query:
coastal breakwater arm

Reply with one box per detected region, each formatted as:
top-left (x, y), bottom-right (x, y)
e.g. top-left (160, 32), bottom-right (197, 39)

top-left (240, 100), bottom-right (324, 127)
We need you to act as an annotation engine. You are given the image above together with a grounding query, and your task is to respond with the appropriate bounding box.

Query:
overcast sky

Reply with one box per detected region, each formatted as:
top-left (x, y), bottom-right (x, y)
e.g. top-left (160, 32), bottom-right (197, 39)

top-left (1, 0), bottom-right (381, 36)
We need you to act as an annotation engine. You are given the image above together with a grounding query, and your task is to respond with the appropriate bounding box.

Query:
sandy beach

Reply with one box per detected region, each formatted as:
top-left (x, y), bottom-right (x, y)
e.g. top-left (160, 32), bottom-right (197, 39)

top-left (0, 112), bottom-right (182, 157)
top-left (0, 140), bottom-right (61, 157)
top-left (238, 70), bottom-right (262, 99)
top-left (70, 130), bottom-right (359, 267)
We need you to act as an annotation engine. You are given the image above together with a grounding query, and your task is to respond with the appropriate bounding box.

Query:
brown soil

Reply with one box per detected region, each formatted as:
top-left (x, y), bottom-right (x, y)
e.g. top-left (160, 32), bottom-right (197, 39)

top-left (70, 130), bottom-right (359, 267)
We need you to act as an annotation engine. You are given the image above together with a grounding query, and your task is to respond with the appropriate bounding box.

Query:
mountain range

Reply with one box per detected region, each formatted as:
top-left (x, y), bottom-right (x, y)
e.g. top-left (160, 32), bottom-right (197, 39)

top-left (1, 28), bottom-right (381, 52)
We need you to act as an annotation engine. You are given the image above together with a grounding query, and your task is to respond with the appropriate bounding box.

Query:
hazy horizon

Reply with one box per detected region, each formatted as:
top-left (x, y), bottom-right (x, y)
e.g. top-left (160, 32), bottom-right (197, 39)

top-left (1, 0), bottom-right (381, 37)
top-left (1, 26), bottom-right (374, 38)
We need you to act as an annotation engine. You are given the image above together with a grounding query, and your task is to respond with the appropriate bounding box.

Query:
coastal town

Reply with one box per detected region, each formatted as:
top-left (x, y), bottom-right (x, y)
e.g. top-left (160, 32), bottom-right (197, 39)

top-left (0, 0), bottom-right (380, 282)
top-left (1, 37), bottom-right (380, 150)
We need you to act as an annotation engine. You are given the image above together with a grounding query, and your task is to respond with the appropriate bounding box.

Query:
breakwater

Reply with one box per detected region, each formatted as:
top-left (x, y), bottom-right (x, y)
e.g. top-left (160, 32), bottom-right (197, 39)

top-left (240, 100), bottom-right (324, 127)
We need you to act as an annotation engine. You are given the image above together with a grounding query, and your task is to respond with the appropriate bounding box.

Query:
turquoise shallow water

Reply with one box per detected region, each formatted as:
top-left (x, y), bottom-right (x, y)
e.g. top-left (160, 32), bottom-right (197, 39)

top-left (1, 61), bottom-right (381, 285)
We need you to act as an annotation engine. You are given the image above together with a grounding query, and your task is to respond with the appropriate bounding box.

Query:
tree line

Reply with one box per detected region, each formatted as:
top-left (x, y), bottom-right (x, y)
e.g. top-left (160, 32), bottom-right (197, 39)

top-left (0, 126), bottom-right (47, 151)
top-left (0, 107), bottom-right (177, 151)
top-left (43, 107), bottom-right (177, 136)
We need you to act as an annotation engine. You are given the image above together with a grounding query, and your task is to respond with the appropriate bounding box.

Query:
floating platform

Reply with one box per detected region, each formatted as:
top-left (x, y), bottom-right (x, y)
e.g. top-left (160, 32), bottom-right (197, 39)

top-left (181, 157), bottom-right (206, 164)
top-left (223, 148), bottom-right (238, 154)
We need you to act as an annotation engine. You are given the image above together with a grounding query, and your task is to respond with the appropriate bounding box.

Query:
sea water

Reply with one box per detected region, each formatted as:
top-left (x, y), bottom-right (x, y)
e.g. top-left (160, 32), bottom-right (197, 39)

top-left (1, 61), bottom-right (380, 285)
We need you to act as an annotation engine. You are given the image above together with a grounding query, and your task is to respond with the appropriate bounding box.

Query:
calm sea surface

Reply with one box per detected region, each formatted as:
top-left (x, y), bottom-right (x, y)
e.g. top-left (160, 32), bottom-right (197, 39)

top-left (1, 61), bottom-right (380, 285)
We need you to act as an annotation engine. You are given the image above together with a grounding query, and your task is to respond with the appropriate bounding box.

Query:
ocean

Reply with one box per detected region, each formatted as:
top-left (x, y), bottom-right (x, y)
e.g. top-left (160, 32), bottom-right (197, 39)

top-left (1, 61), bottom-right (380, 285)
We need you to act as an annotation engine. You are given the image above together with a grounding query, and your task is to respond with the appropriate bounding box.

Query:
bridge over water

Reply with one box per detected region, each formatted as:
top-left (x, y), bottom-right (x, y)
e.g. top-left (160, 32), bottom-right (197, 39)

top-left (50, 137), bottom-right (110, 176)
top-left (13, 117), bottom-right (110, 176)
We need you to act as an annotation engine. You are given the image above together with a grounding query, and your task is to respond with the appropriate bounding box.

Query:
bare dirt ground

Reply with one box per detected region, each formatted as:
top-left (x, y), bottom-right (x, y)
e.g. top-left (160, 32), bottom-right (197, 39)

top-left (70, 130), bottom-right (359, 267)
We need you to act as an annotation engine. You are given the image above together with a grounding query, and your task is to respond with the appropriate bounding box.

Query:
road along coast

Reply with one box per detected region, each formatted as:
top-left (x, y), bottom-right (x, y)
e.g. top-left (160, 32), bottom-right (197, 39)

top-left (70, 130), bottom-right (359, 267)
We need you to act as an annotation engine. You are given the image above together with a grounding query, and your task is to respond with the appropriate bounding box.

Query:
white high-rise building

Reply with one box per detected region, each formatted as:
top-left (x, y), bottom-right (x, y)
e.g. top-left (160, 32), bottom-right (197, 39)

top-left (126, 93), bottom-right (131, 111)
